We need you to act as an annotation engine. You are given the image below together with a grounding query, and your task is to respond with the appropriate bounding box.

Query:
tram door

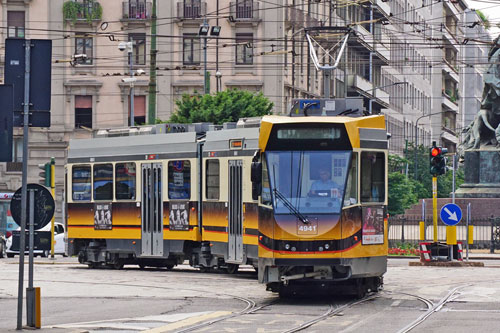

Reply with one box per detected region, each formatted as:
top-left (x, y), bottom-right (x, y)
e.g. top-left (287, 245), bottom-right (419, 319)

top-left (141, 163), bottom-right (164, 257)
top-left (228, 160), bottom-right (244, 263)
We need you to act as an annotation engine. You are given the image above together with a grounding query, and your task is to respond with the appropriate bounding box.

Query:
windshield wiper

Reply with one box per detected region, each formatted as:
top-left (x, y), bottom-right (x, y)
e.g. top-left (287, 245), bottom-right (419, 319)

top-left (273, 188), bottom-right (309, 224)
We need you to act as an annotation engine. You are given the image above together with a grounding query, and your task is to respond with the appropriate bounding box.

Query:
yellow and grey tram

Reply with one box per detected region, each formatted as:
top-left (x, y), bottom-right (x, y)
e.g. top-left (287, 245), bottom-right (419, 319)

top-left (66, 113), bottom-right (388, 295)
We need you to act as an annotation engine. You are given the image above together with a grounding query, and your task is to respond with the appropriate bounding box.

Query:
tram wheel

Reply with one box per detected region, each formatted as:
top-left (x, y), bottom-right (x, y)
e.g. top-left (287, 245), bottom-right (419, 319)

top-left (138, 263), bottom-right (146, 270)
top-left (165, 264), bottom-right (174, 271)
top-left (113, 261), bottom-right (124, 270)
top-left (355, 279), bottom-right (367, 299)
top-left (226, 264), bottom-right (239, 274)
top-left (88, 262), bottom-right (98, 269)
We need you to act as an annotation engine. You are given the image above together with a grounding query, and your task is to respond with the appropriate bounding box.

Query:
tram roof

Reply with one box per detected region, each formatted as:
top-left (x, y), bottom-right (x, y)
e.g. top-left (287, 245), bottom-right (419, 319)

top-left (259, 115), bottom-right (387, 151)
top-left (68, 132), bottom-right (198, 161)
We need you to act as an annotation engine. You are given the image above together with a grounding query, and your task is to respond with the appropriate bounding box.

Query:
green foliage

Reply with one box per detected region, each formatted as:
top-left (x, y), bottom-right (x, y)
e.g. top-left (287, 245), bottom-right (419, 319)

top-left (63, 1), bottom-right (81, 23)
top-left (168, 89), bottom-right (274, 125)
top-left (387, 143), bottom-right (465, 216)
top-left (63, 1), bottom-right (102, 23)
top-left (388, 172), bottom-right (417, 215)
top-left (476, 10), bottom-right (490, 29)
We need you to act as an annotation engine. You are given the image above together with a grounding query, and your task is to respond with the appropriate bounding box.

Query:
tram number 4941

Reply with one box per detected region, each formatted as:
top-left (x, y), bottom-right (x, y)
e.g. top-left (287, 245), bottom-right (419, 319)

top-left (297, 220), bottom-right (318, 235)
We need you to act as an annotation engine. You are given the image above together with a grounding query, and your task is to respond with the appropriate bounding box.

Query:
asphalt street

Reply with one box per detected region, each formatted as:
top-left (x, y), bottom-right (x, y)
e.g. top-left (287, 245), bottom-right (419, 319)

top-left (0, 255), bottom-right (499, 332)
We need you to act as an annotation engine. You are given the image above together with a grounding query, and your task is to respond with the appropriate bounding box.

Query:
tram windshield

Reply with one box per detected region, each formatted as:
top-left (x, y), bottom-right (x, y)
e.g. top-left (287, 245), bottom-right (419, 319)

top-left (264, 151), bottom-right (351, 215)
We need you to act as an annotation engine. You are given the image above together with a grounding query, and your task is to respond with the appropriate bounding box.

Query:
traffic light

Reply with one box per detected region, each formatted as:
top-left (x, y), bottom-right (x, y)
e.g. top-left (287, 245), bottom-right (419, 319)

top-left (429, 143), bottom-right (448, 176)
top-left (38, 162), bottom-right (51, 187)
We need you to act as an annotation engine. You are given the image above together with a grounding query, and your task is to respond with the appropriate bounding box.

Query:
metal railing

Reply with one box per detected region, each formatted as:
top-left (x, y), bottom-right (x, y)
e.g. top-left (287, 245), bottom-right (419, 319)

top-left (229, 1), bottom-right (259, 20)
top-left (388, 216), bottom-right (497, 250)
top-left (177, 1), bottom-right (207, 19)
top-left (122, 1), bottom-right (152, 20)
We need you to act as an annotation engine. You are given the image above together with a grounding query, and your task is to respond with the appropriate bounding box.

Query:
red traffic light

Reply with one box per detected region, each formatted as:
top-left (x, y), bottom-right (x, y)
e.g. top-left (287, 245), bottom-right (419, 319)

top-left (431, 147), bottom-right (441, 157)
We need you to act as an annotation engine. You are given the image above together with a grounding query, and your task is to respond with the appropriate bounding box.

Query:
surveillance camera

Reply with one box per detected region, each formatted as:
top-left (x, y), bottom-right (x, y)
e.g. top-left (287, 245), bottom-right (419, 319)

top-left (118, 42), bottom-right (128, 51)
top-left (136, 69), bottom-right (145, 76)
top-left (73, 54), bottom-right (88, 60)
top-left (122, 77), bottom-right (137, 83)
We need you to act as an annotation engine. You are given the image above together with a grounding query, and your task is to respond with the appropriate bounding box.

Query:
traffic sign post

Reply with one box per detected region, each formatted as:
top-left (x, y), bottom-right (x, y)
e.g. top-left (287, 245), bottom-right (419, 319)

top-left (441, 203), bottom-right (462, 250)
top-left (440, 203), bottom-right (462, 226)
top-left (10, 184), bottom-right (53, 329)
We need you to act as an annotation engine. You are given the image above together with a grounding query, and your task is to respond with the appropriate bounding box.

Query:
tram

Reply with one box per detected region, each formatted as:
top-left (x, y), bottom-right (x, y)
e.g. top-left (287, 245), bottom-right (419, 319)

top-left (66, 112), bottom-right (388, 295)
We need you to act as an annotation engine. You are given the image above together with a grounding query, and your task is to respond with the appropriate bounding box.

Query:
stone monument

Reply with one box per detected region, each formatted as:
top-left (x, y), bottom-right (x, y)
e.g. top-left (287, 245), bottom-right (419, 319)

top-left (457, 35), bottom-right (500, 198)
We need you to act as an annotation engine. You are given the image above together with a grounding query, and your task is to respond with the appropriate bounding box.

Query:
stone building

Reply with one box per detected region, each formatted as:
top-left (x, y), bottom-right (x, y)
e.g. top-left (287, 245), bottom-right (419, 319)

top-left (0, 0), bottom-right (489, 218)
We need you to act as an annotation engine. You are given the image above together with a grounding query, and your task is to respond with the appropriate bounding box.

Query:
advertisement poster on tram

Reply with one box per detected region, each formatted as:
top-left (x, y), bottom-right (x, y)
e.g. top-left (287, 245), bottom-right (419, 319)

top-left (169, 201), bottom-right (189, 231)
top-left (362, 207), bottom-right (384, 244)
top-left (94, 203), bottom-right (112, 230)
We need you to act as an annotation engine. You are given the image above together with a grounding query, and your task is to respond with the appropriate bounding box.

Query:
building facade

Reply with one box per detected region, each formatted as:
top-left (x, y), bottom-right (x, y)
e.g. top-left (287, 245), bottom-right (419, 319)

top-left (0, 0), bottom-right (491, 218)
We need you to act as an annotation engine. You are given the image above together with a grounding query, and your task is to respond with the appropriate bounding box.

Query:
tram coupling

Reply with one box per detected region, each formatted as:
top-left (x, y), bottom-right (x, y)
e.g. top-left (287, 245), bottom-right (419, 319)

top-left (280, 270), bottom-right (328, 285)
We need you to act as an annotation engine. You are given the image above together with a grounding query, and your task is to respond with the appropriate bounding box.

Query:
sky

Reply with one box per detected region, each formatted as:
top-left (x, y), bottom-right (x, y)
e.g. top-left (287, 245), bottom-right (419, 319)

top-left (465, 0), bottom-right (500, 37)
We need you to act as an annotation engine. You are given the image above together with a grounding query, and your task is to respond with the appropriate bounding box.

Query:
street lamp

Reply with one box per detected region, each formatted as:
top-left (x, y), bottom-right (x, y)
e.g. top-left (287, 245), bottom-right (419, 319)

top-left (119, 40), bottom-right (135, 126)
top-left (198, 22), bottom-right (221, 95)
top-left (215, 71), bottom-right (222, 92)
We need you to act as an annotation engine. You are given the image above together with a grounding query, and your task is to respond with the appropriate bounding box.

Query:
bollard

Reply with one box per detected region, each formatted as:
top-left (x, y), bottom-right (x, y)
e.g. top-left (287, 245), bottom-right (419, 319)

top-left (446, 226), bottom-right (457, 245)
top-left (468, 225), bottom-right (474, 245)
top-left (419, 221), bottom-right (425, 241)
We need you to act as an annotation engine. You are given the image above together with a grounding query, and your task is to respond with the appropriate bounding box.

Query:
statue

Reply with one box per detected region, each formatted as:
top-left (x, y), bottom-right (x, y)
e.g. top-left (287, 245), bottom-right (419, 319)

top-left (462, 35), bottom-right (500, 149)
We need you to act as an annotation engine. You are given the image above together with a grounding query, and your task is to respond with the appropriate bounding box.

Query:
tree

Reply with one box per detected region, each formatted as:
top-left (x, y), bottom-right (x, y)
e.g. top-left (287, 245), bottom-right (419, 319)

top-left (168, 89), bottom-right (274, 125)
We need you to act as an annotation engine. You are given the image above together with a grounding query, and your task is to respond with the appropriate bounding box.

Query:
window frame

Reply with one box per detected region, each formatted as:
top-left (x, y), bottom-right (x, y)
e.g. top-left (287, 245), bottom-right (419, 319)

top-left (205, 159), bottom-right (220, 200)
top-left (129, 33), bottom-right (146, 66)
top-left (75, 35), bottom-right (93, 65)
top-left (235, 33), bottom-right (253, 65)
top-left (115, 162), bottom-right (137, 201)
top-left (183, 33), bottom-right (201, 65)
top-left (72, 164), bottom-right (92, 202)
top-left (168, 160), bottom-right (191, 200)
top-left (75, 95), bottom-right (93, 129)
top-left (360, 151), bottom-right (386, 203)
top-left (93, 163), bottom-right (114, 201)
top-left (7, 11), bottom-right (25, 38)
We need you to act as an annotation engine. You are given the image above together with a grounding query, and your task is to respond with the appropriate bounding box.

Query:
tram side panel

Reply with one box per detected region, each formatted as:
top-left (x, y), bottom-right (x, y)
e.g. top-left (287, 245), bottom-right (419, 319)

top-left (199, 155), bottom-right (259, 269)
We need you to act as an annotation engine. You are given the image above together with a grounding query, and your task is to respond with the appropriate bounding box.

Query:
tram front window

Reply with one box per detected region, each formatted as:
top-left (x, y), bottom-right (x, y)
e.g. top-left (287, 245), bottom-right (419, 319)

top-left (266, 151), bottom-right (350, 215)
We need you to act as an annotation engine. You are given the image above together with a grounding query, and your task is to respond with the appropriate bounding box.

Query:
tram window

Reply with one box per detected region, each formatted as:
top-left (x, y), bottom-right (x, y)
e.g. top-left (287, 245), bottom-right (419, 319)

top-left (261, 157), bottom-right (272, 206)
top-left (115, 163), bottom-right (136, 200)
top-left (168, 160), bottom-right (191, 200)
top-left (72, 165), bottom-right (91, 201)
top-left (361, 152), bottom-right (385, 203)
top-left (206, 160), bottom-right (220, 200)
top-left (93, 164), bottom-right (113, 201)
top-left (344, 153), bottom-right (358, 206)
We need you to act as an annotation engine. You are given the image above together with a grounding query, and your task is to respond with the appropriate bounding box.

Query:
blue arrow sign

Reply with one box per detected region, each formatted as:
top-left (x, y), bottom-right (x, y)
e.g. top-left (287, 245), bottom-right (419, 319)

top-left (440, 203), bottom-right (462, 226)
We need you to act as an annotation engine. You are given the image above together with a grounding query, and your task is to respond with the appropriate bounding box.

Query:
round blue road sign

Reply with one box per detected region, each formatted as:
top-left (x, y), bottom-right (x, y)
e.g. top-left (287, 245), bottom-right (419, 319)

top-left (440, 203), bottom-right (462, 226)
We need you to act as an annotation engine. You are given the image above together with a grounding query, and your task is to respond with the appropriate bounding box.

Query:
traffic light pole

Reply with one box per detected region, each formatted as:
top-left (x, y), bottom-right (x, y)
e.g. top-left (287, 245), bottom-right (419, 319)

top-left (50, 157), bottom-right (55, 258)
top-left (432, 176), bottom-right (438, 243)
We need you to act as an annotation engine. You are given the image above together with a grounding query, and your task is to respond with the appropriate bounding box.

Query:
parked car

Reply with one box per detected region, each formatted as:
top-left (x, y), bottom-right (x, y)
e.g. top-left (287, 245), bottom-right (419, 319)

top-left (5, 222), bottom-right (66, 258)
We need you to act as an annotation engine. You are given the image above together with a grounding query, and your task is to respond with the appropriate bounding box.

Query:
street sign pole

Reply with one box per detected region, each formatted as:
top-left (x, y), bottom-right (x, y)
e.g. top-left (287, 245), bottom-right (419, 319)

top-left (432, 176), bottom-right (438, 243)
top-left (27, 189), bottom-right (35, 327)
top-left (16, 39), bottom-right (31, 331)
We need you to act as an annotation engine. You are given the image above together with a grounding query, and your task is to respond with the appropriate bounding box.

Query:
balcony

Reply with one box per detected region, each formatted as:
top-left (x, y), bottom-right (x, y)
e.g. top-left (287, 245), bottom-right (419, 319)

top-left (63, 0), bottom-right (102, 26)
top-left (177, 1), bottom-right (207, 21)
top-left (122, 1), bottom-right (152, 20)
top-left (442, 90), bottom-right (459, 112)
top-left (370, 0), bottom-right (390, 18)
top-left (229, 1), bottom-right (261, 25)
top-left (285, 7), bottom-right (304, 28)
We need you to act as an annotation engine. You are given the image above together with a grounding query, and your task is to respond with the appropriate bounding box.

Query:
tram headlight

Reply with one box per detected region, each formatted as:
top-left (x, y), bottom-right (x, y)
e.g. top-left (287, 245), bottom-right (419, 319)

top-left (324, 244), bottom-right (330, 250)
top-left (285, 244), bottom-right (290, 250)
top-left (319, 246), bottom-right (324, 252)
top-left (291, 247), bottom-right (296, 252)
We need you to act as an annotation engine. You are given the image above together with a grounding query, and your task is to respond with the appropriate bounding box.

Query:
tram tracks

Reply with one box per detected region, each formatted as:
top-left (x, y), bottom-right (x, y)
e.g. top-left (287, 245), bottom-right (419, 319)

top-left (395, 284), bottom-right (470, 333)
